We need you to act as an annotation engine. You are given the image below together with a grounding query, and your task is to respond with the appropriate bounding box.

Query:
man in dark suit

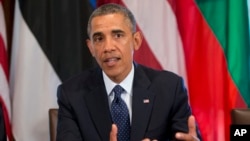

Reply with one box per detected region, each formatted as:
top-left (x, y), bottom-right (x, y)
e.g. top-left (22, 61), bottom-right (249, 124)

top-left (56, 3), bottom-right (201, 141)
top-left (0, 105), bottom-right (7, 141)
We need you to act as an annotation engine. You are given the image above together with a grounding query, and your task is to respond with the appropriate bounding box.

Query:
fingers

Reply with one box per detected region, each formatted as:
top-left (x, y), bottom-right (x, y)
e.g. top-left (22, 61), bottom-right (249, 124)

top-left (142, 139), bottom-right (158, 141)
top-left (111, 125), bottom-right (159, 141)
top-left (175, 132), bottom-right (194, 140)
top-left (142, 139), bottom-right (150, 141)
top-left (188, 115), bottom-right (197, 136)
top-left (110, 124), bottom-right (118, 141)
top-left (176, 133), bottom-right (200, 141)
top-left (175, 115), bottom-right (199, 141)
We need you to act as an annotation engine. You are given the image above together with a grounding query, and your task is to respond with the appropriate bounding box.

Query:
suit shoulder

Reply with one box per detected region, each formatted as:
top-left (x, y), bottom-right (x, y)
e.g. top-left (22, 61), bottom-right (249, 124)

top-left (138, 64), bottom-right (181, 81)
top-left (59, 67), bottom-right (101, 90)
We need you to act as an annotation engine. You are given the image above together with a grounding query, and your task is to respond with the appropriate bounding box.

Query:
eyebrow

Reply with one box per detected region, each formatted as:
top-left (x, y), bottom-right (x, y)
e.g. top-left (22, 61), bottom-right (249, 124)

top-left (111, 29), bottom-right (125, 34)
top-left (92, 32), bottom-right (103, 38)
top-left (91, 29), bottom-right (126, 39)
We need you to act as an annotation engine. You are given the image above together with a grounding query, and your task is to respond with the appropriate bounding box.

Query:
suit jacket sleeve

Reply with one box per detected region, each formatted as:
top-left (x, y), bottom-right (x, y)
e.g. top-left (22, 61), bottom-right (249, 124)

top-left (56, 85), bottom-right (83, 141)
top-left (0, 105), bottom-right (7, 141)
top-left (170, 77), bottom-right (191, 135)
top-left (168, 77), bottom-right (202, 140)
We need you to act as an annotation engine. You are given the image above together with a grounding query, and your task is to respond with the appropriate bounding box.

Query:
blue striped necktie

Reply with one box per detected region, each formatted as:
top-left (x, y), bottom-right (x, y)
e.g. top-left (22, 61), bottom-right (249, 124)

top-left (111, 85), bottom-right (131, 141)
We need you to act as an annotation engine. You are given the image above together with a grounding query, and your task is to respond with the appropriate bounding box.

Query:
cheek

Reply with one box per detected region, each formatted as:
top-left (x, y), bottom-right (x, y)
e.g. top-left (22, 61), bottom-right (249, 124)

top-left (121, 39), bottom-right (134, 52)
top-left (95, 50), bottom-right (106, 63)
top-left (123, 47), bottom-right (134, 60)
top-left (94, 51), bottom-right (102, 59)
top-left (93, 47), bottom-right (102, 55)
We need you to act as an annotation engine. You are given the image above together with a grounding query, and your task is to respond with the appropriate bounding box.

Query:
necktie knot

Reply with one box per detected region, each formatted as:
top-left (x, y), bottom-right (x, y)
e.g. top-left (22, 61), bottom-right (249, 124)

top-left (113, 85), bottom-right (124, 102)
top-left (113, 85), bottom-right (124, 97)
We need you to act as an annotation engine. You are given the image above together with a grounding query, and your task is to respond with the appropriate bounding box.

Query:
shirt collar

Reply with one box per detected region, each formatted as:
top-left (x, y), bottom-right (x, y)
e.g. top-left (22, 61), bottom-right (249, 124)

top-left (103, 64), bottom-right (134, 96)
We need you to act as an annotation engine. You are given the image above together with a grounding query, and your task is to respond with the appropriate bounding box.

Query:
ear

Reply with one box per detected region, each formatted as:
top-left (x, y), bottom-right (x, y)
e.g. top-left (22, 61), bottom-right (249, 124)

top-left (86, 39), bottom-right (95, 57)
top-left (133, 31), bottom-right (143, 51)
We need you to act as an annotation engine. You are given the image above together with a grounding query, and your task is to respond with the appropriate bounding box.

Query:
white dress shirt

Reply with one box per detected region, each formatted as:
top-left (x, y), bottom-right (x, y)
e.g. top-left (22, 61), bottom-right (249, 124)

top-left (103, 65), bottom-right (134, 122)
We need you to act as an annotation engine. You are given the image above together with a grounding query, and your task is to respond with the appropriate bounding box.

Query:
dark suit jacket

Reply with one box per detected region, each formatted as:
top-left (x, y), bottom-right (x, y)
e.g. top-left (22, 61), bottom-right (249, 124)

top-left (56, 64), bottom-right (193, 141)
top-left (0, 105), bottom-right (6, 141)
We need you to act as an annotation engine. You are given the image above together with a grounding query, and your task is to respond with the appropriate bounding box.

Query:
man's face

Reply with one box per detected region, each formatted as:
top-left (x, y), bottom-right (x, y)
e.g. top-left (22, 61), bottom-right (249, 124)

top-left (87, 13), bottom-right (142, 83)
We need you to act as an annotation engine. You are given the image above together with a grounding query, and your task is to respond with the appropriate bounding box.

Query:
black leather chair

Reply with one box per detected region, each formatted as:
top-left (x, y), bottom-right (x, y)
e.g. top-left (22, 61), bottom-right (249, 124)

top-left (49, 109), bottom-right (58, 141)
top-left (231, 109), bottom-right (250, 124)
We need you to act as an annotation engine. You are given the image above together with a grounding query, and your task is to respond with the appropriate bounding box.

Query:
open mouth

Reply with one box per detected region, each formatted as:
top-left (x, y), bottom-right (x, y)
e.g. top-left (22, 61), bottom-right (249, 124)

top-left (104, 57), bottom-right (120, 66)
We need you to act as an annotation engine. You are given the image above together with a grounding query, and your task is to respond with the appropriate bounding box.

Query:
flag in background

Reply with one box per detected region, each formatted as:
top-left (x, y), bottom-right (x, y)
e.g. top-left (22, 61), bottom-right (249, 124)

top-left (249, 0), bottom-right (250, 34)
top-left (0, 0), bottom-right (12, 140)
top-left (7, 0), bottom-right (250, 140)
top-left (178, 1), bottom-right (250, 140)
top-left (98, 0), bottom-right (250, 141)
top-left (10, 0), bottom-right (94, 140)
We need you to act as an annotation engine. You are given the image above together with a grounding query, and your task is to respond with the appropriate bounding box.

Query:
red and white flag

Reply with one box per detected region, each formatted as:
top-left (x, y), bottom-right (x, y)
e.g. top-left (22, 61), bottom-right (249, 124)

top-left (0, 0), bottom-right (12, 140)
top-left (10, 0), bottom-right (93, 140)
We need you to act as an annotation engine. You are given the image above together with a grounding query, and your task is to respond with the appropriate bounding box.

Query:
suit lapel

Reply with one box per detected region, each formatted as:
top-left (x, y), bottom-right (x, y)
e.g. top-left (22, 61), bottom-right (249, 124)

top-left (84, 68), bottom-right (112, 140)
top-left (83, 65), bottom-right (155, 140)
top-left (131, 65), bottom-right (155, 141)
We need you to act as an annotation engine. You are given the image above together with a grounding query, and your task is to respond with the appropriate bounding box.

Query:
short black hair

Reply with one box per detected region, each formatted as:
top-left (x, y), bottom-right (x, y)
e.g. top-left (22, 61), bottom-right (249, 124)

top-left (87, 3), bottom-right (136, 36)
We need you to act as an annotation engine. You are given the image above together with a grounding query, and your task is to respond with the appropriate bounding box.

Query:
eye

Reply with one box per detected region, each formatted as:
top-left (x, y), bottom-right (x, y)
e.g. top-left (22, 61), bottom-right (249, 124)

top-left (114, 33), bottom-right (123, 38)
top-left (93, 35), bottom-right (103, 42)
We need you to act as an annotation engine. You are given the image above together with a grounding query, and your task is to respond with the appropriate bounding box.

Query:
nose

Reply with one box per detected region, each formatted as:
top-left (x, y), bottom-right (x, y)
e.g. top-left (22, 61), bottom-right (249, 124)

top-left (103, 37), bottom-right (115, 52)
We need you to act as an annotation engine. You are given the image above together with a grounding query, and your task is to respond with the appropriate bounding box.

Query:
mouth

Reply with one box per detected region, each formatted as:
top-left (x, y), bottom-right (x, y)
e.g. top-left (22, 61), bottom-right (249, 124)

top-left (104, 57), bottom-right (120, 67)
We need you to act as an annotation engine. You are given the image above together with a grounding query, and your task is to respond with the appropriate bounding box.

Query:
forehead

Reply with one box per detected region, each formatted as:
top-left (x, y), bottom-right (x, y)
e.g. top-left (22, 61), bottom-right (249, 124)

top-left (90, 13), bottom-right (131, 34)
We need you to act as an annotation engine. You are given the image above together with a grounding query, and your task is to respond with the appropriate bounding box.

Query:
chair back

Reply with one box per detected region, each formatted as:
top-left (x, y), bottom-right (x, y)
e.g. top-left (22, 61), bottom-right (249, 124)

top-left (49, 109), bottom-right (58, 141)
top-left (231, 109), bottom-right (250, 124)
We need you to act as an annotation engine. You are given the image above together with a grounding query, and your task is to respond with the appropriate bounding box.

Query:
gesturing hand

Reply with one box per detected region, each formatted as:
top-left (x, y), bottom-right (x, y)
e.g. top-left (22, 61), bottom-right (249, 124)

top-left (175, 115), bottom-right (200, 141)
top-left (110, 124), bottom-right (118, 141)
top-left (110, 115), bottom-right (199, 141)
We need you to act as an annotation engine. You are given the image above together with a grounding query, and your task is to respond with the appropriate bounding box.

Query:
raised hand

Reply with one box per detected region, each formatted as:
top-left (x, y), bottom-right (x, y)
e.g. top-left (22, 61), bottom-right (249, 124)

top-left (175, 115), bottom-right (200, 141)
top-left (110, 124), bottom-right (118, 141)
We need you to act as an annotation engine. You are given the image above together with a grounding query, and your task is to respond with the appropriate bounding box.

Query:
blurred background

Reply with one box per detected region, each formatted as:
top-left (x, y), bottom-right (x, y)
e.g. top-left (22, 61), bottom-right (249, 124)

top-left (0, 0), bottom-right (249, 141)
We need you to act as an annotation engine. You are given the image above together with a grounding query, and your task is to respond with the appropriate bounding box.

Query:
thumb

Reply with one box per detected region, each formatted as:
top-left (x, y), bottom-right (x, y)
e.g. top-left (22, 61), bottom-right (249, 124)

top-left (110, 124), bottom-right (118, 141)
top-left (188, 115), bottom-right (197, 136)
